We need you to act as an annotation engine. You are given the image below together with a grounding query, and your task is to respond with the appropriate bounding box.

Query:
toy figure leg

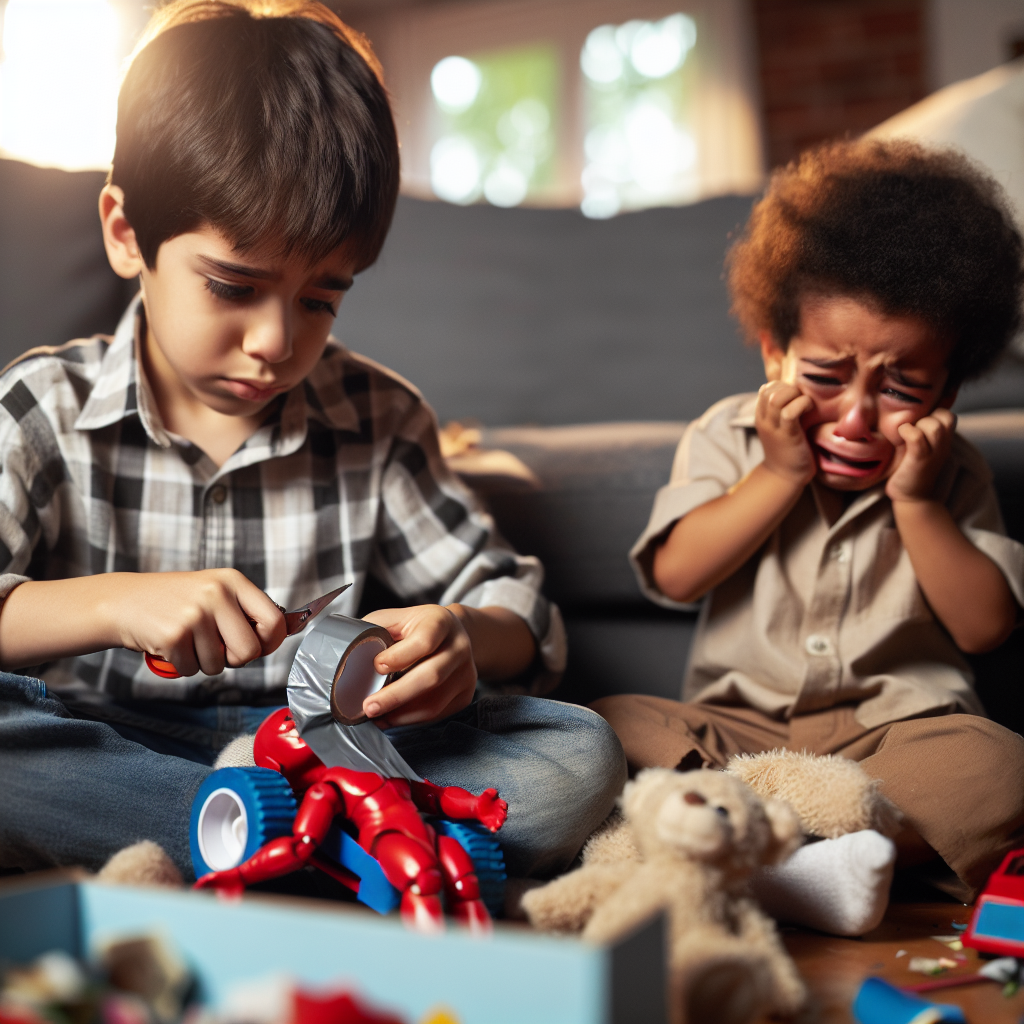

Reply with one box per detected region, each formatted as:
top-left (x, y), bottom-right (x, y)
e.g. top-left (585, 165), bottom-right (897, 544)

top-left (435, 834), bottom-right (491, 933)
top-left (386, 695), bottom-right (627, 879)
top-left (0, 673), bottom-right (209, 879)
top-left (372, 831), bottom-right (446, 932)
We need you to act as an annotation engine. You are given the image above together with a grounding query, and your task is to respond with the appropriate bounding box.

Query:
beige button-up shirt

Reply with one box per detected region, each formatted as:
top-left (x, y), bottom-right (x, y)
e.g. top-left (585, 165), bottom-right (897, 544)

top-left (630, 394), bottom-right (1024, 729)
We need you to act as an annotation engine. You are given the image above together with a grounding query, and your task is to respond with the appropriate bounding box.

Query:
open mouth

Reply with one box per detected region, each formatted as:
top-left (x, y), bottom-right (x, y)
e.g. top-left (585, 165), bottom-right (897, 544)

top-left (814, 445), bottom-right (885, 478)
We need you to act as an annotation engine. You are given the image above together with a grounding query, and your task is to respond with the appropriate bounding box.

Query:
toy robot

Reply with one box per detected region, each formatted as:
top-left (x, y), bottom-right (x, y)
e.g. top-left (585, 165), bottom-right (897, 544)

top-left (191, 608), bottom-right (507, 935)
top-left (194, 707), bottom-right (506, 933)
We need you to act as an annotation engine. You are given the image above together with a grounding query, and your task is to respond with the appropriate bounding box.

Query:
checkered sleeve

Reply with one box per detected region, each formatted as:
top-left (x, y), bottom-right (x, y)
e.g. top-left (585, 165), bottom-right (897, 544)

top-left (370, 394), bottom-right (566, 672)
top-left (0, 362), bottom-right (77, 601)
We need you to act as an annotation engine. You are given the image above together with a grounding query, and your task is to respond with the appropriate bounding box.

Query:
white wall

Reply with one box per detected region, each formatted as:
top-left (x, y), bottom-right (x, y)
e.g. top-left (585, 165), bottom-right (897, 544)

top-left (929, 0), bottom-right (1024, 88)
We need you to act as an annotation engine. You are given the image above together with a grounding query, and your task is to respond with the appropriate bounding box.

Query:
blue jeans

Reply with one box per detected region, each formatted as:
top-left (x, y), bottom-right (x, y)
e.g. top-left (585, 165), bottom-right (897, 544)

top-left (0, 673), bottom-right (625, 881)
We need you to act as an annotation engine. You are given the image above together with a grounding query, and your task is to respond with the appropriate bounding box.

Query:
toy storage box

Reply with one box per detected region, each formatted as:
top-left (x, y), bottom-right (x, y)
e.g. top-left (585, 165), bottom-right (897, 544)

top-left (0, 874), bottom-right (665, 1024)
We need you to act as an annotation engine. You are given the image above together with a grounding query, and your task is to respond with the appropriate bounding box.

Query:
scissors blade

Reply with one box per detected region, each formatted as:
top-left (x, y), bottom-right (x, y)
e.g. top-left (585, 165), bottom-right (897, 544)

top-left (283, 583), bottom-right (351, 635)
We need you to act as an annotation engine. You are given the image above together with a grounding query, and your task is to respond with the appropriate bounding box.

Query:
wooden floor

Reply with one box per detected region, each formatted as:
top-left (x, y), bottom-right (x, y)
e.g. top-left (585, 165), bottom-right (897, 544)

top-left (761, 901), bottom-right (1024, 1023)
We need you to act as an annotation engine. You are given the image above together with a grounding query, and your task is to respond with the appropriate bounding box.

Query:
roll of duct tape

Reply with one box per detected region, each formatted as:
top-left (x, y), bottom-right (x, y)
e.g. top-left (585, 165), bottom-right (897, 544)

top-left (288, 612), bottom-right (422, 781)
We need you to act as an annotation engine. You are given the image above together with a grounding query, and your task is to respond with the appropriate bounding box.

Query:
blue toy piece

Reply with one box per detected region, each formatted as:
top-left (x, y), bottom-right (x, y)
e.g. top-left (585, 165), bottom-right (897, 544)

top-left (319, 823), bottom-right (403, 915)
top-left (190, 767), bottom-right (297, 880)
top-left (852, 977), bottom-right (967, 1024)
top-left (433, 819), bottom-right (507, 918)
top-left (189, 769), bottom-right (508, 917)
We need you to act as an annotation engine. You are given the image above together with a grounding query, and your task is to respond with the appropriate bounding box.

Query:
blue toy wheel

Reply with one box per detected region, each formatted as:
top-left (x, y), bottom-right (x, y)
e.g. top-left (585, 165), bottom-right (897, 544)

top-left (433, 819), bottom-right (507, 918)
top-left (190, 767), bottom-right (297, 880)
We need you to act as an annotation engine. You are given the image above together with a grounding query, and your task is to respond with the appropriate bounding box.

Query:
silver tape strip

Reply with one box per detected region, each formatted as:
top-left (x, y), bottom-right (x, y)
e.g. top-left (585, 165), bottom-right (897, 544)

top-left (287, 612), bottom-right (422, 781)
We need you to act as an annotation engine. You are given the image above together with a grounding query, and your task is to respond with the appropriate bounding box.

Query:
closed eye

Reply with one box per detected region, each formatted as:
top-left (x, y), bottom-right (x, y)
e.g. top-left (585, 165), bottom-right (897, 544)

top-left (802, 373), bottom-right (843, 387)
top-left (301, 297), bottom-right (338, 316)
top-left (206, 278), bottom-right (254, 302)
top-left (881, 386), bottom-right (922, 404)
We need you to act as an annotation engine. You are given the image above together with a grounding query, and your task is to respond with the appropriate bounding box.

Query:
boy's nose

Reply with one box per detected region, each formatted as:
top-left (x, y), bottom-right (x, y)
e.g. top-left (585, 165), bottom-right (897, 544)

top-left (833, 393), bottom-right (876, 441)
top-left (244, 313), bottom-right (293, 363)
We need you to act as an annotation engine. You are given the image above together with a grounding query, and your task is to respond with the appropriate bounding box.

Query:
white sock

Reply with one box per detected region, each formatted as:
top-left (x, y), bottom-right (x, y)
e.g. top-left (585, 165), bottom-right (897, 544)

top-left (749, 830), bottom-right (895, 936)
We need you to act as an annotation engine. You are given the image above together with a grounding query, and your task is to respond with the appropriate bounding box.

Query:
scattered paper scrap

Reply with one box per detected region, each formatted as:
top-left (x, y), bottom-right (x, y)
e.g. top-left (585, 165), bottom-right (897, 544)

top-left (894, 950), bottom-right (907, 958)
top-left (950, 922), bottom-right (967, 932)
top-left (978, 958), bottom-right (1022, 985)
top-left (907, 956), bottom-right (958, 975)
top-left (930, 935), bottom-right (964, 951)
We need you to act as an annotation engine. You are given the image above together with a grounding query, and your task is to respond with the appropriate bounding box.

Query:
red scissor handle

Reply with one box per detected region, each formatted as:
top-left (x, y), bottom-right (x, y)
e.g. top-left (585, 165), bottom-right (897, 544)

top-left (145, 652), bottom-right (182, 678)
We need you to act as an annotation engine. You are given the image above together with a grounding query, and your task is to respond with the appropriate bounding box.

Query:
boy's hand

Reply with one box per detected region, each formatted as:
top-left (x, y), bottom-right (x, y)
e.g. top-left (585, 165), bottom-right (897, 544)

top-left (361, 605), bottom-right (477, 728)
top-left (110, 569), bottom-right (286, 677)
top-left (886, 409), bottom-right (956, 504)
top-left (755, 381), bottom-right (816, 486)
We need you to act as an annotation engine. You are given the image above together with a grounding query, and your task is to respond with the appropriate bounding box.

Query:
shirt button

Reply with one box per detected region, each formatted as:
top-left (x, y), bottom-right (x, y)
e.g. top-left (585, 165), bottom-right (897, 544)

top-left (831, 543), bottom-right (850, 563)
top-left (805, 634), bottom-right (833, 656)
top-left (210, 485), bottom-right (227, 504)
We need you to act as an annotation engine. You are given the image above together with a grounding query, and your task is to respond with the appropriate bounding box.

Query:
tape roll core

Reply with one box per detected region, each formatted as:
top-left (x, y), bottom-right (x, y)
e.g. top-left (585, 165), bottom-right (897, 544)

top-left (331, 633), bottom-right (392, 725)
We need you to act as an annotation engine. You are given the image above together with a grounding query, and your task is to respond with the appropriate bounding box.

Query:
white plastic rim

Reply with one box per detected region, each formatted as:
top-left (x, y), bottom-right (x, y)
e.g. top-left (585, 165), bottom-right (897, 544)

top-left (196, 787), bottom-right (249, 871)
top-left (334, 638), bottom-right (389, 719)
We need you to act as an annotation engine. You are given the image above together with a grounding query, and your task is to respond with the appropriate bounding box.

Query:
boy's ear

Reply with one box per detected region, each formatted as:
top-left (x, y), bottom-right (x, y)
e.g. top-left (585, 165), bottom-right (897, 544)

top-left (99, 185), bottom-right (146, 281)
top-left (759, 330), bottom-right (786, 381)
top-left (937, 387), bottom-right (959, 410)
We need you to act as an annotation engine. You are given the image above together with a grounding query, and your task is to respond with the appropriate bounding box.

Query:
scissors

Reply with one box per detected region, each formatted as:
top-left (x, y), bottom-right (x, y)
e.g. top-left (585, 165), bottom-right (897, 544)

top-left (144, 583), bottom-right (351, 679)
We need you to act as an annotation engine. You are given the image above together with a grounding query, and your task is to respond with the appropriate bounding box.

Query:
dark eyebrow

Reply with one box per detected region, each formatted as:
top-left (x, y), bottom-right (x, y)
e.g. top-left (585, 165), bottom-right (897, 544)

top-left (800, 357), bottom-right (852, 370)
top-left (197, 257), bottom-right (352, 292)
top-left (887, 367), bottom-right (933, 389)
top-left (198, 255), bottom-right (278, 281)
top-left (311, 274), bottom-right (353, 291)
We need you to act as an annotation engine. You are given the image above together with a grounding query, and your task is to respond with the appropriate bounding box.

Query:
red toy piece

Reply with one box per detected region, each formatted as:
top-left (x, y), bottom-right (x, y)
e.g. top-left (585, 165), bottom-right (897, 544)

top-left (194, 708), bottom-right (506, 934)
top-left (962, 846), bottom-right (1024, 957)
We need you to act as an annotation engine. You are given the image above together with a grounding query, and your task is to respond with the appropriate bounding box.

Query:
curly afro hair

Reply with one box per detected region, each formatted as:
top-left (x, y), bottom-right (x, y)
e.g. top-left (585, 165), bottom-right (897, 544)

top-left (726, 139), bottom-right (1023, 387)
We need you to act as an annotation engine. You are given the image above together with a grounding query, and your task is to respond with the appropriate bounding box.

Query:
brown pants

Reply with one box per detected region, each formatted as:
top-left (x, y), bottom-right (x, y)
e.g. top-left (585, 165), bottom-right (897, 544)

top-left (590, 695), bottom-right (1024, 900)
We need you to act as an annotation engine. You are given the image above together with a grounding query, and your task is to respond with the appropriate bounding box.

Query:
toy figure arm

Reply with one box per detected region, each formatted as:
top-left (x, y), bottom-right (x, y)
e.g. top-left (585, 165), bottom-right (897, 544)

top-left (410, 779), bottom-right (507, 833)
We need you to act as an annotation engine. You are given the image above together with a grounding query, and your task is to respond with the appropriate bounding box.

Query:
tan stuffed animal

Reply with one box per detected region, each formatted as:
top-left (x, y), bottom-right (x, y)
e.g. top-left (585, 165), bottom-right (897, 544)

top-left (522, 768), bottom-right (805, 1024)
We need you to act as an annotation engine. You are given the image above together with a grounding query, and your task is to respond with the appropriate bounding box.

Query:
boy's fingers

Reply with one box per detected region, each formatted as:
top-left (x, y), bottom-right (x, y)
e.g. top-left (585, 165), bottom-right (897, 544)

top-left (372, 665), bottom-right (475, 728)
top-left (365, 644), bottom-right (458, 717)
top-left (235, 585), bottom-right (287, 656)
top-left (915, 417), bottom-right (945, 451)
top-left (195, 631), bottom-right (227, 677)
top-left (164, 639), bottom-right (200, 678)
top-left (897, 421), bottom-right (927, 458)
top-left (780, 394), bottom-right (813, 425)
top-left (373, 628), bottom-right (443, 675)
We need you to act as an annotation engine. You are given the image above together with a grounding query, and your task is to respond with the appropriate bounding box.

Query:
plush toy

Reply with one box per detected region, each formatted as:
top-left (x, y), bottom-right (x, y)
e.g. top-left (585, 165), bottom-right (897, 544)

top-left (522, 768), bottom-right (805, 1024)
top-left (726, 750), bottom-right (901, 936)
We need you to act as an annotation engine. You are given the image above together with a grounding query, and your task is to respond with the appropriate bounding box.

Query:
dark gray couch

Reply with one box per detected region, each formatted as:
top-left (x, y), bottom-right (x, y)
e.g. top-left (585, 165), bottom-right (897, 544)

top-left (2, 156), bottom-right (1021, 732)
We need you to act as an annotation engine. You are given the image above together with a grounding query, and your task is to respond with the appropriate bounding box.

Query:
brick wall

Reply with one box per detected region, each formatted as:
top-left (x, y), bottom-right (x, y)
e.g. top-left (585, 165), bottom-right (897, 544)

top-left (753, 0), bottom-right (928, 168)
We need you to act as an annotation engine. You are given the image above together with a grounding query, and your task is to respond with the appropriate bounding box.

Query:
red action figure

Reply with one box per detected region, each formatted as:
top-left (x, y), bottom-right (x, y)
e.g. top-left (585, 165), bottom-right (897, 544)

top-left (195, 708), bottom-right (507, 934)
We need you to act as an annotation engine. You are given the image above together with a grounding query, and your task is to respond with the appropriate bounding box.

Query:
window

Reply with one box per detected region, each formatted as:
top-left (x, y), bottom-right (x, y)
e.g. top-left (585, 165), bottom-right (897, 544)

top-left (430, 44), bottom-right (558, 206)
top-left (580, 14), bottom-right (699, 218)
top-left (366, 0), bottom-right (763, 217)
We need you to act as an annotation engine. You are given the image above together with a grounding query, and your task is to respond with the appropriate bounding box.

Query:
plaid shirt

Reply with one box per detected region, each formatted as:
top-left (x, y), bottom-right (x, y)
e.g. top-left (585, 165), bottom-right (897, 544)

top-left (0, 298), bottom-right (563, 702)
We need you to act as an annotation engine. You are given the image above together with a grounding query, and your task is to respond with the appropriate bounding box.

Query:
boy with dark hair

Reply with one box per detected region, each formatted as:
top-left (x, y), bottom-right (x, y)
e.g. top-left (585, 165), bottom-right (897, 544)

top-left (595, 139), bottom-right (1024, 917)
top-left (0, 0), bottom-right (624, 884)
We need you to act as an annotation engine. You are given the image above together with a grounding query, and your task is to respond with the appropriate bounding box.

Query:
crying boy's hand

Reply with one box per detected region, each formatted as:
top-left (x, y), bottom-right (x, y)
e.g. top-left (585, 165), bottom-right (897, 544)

top-left (755, 381), bottom-right (817, 488)
top-left (886, 408), bottom-right (957, 504)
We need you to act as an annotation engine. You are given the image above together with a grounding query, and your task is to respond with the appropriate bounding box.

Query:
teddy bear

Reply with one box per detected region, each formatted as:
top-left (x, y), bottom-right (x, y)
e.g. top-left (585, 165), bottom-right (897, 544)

top-left (522, 768), bottom-right (806, 1024)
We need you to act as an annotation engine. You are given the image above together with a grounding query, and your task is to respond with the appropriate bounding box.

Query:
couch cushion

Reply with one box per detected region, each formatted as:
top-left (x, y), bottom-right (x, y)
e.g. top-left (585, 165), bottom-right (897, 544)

top-left (472, 422), bottom-right (686, 607)
top-left (0, 158), bottom-right (135, 368)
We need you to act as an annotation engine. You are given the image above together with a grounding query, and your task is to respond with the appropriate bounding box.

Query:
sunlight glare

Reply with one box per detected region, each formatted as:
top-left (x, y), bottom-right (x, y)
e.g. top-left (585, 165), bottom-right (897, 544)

top-left (0, 0), bottom-right (122, 169)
